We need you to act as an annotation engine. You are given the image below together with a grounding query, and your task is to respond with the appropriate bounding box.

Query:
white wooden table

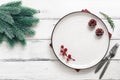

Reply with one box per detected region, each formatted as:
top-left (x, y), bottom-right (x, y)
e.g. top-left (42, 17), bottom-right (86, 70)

top-left (0, 0), bottom-right (120, 80)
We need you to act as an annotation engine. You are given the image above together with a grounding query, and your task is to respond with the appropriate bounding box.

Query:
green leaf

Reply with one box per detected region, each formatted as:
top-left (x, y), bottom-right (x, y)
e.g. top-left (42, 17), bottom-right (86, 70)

top-left (1, 1), bottom-right (22, 7)
top-left (100, 12), bottom-right (115, 31)
top-left (14, 16), bottom-right (39, 27)
top-left (0, 33), bottom-right (4, 43)
top-left (0, 11), bottom-right (14, 25)
top-left (0, 19), bottom-right (14, 39)
top-left (0, 6), bottom-right (21, 14)
top-left (16, 7), bottom-right (38, 16)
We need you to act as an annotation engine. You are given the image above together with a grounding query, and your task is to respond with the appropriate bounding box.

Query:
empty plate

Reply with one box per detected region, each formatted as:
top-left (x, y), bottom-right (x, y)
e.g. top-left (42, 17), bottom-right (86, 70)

top-left (51, 11), bottom-right (110, 69)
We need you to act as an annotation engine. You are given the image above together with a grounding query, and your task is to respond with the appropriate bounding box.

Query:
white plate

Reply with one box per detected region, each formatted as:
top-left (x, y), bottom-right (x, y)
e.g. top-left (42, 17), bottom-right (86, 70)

top-left (51, 11), bottom-right (110, 69)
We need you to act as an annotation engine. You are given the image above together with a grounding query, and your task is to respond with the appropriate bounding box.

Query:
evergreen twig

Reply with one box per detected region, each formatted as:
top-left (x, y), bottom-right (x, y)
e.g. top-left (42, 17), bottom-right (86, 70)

top-left (1, 1), bottom-right (22, 7)
top-left (16, 7), bottom-right (38, 16)
top-left (0, 11), bottom-right (14, 24)
top-left (0, 6), bottom-right (21, 14)
top-left (0, 1), bottom-right (39, 47)
top-left (100, 12), bottom-right (115, 31)
top-left (0, 33), bottom-right (4, 43)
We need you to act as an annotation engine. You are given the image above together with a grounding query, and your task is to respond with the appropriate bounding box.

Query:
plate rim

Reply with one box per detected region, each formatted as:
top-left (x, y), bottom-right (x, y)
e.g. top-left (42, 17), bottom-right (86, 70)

top-left (51, 11), bottom-right (110, 69)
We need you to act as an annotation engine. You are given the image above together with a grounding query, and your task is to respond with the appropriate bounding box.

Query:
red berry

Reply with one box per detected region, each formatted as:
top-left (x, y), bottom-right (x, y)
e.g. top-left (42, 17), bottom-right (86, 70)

top-left (75, 69), bottom-right (80, 72)
top-left (81, 9), bottom-right (85, 12)
top-left (64, 48), bottom-right (68, 52)
top-left (67, 54), bottom-right (71, 59)
top-left (88, 19), bottom-right (97, 28)
top-left (60, 50), bottom-right (63, 53)
top-left (96, 28), bottom-right (104, 36)
top-left (61, 45), bottom-right (64, 48)
top-left (85, 9), bottom-right (90, 13)
top-left (81, 9), bottom-right (90, 13)
top-left (62, 51), bottom-right (67, 56)
top-left (108, 32), bottom-right (112, 39)
top-left (67, 58), bottom-right (70, 61)
top-left (49, 43), bottom-right (52, 48)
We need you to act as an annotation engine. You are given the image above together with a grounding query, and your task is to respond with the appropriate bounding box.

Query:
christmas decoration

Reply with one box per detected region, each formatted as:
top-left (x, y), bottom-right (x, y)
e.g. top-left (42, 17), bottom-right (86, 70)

top-left (60, 45), bottom-right (75, 62)
top-left (100, 12), bottom-right (114, 31)
top-left (96, 28), bottom-right (104, 37)
top-left (0, 1), bottom-right (39, 47)
top-left (88, 19), bottom-right (97, 28)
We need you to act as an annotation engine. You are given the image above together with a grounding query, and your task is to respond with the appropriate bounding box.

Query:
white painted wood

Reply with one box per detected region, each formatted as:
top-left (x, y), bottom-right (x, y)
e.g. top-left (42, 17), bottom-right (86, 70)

top-left (0, 0), bottom-right (120, 79)
top-left (0, 60), bottom-right (119, 80)
top-left (1, 0), bottom-right (120, 40)
top-left (26, 20), bottom-right (120, 40)
top-left (21, 0), bottom-right (120, 18)
top-left (0, 40), bottom-right (55, 59)
top-left (0, 40), bottom-right (120, 59)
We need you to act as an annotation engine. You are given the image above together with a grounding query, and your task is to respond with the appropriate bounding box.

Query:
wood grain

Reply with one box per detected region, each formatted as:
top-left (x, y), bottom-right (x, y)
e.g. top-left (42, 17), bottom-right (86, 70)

top-left (0, 40), bottom-right (120, 59)
top-left (0, 60), bottom-right (119, 80)
top-left (0, 0), bottom-right (120, 79)
top-left (28, 20), bottom-right (120, 40)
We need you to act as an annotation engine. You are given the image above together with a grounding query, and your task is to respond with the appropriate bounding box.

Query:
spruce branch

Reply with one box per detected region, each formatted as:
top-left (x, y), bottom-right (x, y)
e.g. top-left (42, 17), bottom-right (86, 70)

top-left (0, 11), bottom-right (14, 24)
top-left (14, 16), bottom-right (39, 27)
top-left (1, 1), bottom-right (22, 7)
top-left (5, 36), bottom-right (16, 47)
top-left (0, 19), bottom-right (14, 39)
top-left (0, 1), bottom-right (39, 47)
top-left (0, 33), bottom-right (4, 43)
top-left (0, 23), bottom-right (5, 33)
top-left (17, 27), bottom-right (35, 36)
top-left (16, 7), bottom-right (38, 16)
top-left (12, 26), bottom-right (25, 40)
top-left (100, 12), bottom-right (115, 31)
top-left (0, 6), bottom-right (21, 14)
top-left (19, 39), bottom-right (26, 45)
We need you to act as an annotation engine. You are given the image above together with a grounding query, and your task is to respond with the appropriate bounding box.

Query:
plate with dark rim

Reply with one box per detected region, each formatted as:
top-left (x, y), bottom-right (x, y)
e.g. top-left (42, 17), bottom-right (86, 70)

top-left (51, 11), bottom-right (110, 69)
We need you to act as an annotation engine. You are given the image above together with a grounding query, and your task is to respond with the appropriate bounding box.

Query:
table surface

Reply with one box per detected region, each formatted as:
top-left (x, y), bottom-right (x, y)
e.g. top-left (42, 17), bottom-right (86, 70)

top-left (0, 0), bottom-right (120, 80)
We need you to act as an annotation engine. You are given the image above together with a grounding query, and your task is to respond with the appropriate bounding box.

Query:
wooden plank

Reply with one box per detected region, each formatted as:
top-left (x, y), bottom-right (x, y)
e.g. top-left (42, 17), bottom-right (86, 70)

top-left (0, 40), bottom-right (120, 60)
top-left (29, 0), bottom-right (120, 18)
top-left (18, 0), bottom-right (120, 18)
top-left (0, 0), bottom-right (119, 80)
top-left (24, 20), bottom-right (120, 40)
top-left (0, 60), bottom-right (119, 80)
top-left (0, 40), bottom-right (55, 59)
top-left (0, 0), bottom-right (120, 39)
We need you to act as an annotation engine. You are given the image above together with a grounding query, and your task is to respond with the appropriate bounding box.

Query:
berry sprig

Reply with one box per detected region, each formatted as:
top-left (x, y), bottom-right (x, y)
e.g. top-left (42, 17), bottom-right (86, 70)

top-left (60, 45), bottom-right (75, 62)
top-left (100, 12), bottom-right (115, 31)
top-left (67, 54), bottom-right (75, 61)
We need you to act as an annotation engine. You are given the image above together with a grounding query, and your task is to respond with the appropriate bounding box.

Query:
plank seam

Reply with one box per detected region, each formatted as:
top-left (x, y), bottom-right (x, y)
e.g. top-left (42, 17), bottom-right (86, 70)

top-left (0, 58), bottom-right (119, 62)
